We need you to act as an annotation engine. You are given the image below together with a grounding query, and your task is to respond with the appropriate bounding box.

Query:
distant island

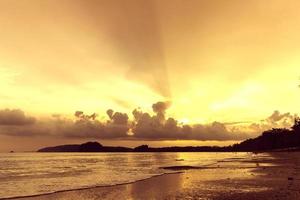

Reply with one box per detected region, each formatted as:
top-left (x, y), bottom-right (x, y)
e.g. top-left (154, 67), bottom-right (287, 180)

top-left (38, 118), bottom-right (300, 152)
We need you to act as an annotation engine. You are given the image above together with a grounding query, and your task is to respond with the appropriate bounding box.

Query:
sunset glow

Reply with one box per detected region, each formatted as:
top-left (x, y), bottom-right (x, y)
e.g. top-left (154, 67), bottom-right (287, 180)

top-left (1, 0), bottom-right (300, 151)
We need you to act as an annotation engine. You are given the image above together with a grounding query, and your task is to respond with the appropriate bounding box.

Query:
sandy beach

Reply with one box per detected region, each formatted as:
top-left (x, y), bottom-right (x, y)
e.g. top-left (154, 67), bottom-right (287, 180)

top-left (7, 152), bottom-right (300, 200)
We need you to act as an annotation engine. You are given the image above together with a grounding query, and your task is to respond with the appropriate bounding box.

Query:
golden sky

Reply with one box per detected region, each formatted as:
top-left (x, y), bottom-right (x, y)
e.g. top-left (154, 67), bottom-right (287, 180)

top-left (0, 0), bottom-right (300, 151)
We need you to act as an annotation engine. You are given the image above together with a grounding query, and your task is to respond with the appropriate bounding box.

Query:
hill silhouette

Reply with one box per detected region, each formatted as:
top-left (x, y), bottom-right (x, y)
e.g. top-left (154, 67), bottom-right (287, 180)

top-left (38, 142), bottom-right (132, 152)
top-left (38, 118), bottom-right (300, 152)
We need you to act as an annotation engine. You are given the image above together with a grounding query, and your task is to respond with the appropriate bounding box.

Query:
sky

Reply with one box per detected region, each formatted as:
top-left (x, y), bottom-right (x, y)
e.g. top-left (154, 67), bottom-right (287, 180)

top-left (0, 0), bottom-right (300, 152)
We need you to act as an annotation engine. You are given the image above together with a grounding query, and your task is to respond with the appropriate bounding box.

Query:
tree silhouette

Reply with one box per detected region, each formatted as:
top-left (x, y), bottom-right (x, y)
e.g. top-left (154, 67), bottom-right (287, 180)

top-left (292, 117), bottom-right (300, 133)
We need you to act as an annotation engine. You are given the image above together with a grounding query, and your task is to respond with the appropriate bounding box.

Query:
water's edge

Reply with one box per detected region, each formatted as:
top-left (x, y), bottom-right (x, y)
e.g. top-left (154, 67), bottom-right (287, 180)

top-left (0, 152), bottom-right (251, 199)
top-left (0, 171), bottom-right (183, 200)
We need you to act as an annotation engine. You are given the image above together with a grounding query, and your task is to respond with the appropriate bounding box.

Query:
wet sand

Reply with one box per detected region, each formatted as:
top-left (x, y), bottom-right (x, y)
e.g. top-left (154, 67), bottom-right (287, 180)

top-left (10, 152), bottom-right (300, 200)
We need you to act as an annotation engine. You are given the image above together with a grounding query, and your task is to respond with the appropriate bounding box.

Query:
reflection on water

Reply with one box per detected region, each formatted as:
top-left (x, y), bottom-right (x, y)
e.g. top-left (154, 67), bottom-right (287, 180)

top-left (1, 152), bottom-right (262, 199)
top-left (20, 152), bottom-right (283, 200)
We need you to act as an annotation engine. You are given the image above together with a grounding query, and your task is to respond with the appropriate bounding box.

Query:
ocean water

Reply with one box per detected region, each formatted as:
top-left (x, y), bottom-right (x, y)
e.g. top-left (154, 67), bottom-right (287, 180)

top-left (0, 152), bottom-right (251, 199)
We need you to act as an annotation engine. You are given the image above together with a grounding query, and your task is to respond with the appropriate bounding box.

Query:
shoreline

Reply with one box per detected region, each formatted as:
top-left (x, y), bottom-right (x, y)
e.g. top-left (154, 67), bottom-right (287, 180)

top-left (1, 172), bottom-right (183, 200)
top-left (5, 152), bottom-right (300, 200)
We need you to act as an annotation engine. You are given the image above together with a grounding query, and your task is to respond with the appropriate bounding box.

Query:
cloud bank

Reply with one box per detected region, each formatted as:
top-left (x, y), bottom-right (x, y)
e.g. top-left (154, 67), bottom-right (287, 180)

top-left (0, 109), bottom-right (36, 125)
top-left (0, 103), bottom-right (296, 141)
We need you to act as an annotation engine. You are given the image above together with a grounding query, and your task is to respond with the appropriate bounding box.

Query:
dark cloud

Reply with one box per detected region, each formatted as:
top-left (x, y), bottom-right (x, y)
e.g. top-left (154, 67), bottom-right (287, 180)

top-left (108, 111), bottom-right (129, 125)
top-left (131, 101), bottom-right (250, 140)
top-left (0, 109), bottom-right (35, 125)
top-left (152, 101), bottom-right (171, 123)
top-left (0, 105), bottom-right (293, 141)
top-left (152, 101), bottom-right (171, 114)
top-left (74, 111), bottom-right (84, 118)
top-left (0, 109), bottom-right (128, 139)
top-left (74, 111), bottom-right (97, 120)
top-left (132, 102), bottom-right (178, 139)
top-left (63, 111), bottom-right (129, 139)
top-left (106, 109), bottom-right (114, 120)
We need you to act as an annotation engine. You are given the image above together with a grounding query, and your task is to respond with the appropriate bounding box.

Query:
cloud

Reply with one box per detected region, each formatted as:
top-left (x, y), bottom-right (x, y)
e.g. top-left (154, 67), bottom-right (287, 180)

top-left (106, 110), bottom-right (129, 125)
top-left (131, 101), bottom-right (250, 140)
top-left (61, 110), bottom-right (129, 139)
top-left (152, 101), bottom-right (171, 122)
top-left (74, 111), bottom-right (97, 120)
top-left (132, 102), bottom-right (180, 139)
top-left (0, 109), bottom-right (35, 125)
top-left (266, 110), bottom-right (295, 126)
top-left (0, 109), bottom-right (128, 139)
top-left (247, 110), bottom-right (297, 134)
top-left (152, 101), bottom-right (171, 114)
top-left (0, 104), bottom-right (294, 141)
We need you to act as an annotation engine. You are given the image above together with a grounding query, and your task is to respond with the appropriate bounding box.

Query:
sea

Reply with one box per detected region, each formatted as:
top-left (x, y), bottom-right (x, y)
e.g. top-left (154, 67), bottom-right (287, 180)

top-left (0, 152), bottom-right (252, 199)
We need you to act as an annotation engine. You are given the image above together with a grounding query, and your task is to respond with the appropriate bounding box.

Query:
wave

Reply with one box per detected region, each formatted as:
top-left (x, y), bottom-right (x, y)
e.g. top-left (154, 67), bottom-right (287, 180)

top-left (0, 153), bottom-right (250, 200)
top-left (0, 171), bottom-right (183, 200)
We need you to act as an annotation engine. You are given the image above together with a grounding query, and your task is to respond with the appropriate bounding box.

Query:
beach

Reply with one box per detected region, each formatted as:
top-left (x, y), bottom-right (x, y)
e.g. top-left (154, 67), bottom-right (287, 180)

top-left (8, 152), bottom-right (300, 200)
